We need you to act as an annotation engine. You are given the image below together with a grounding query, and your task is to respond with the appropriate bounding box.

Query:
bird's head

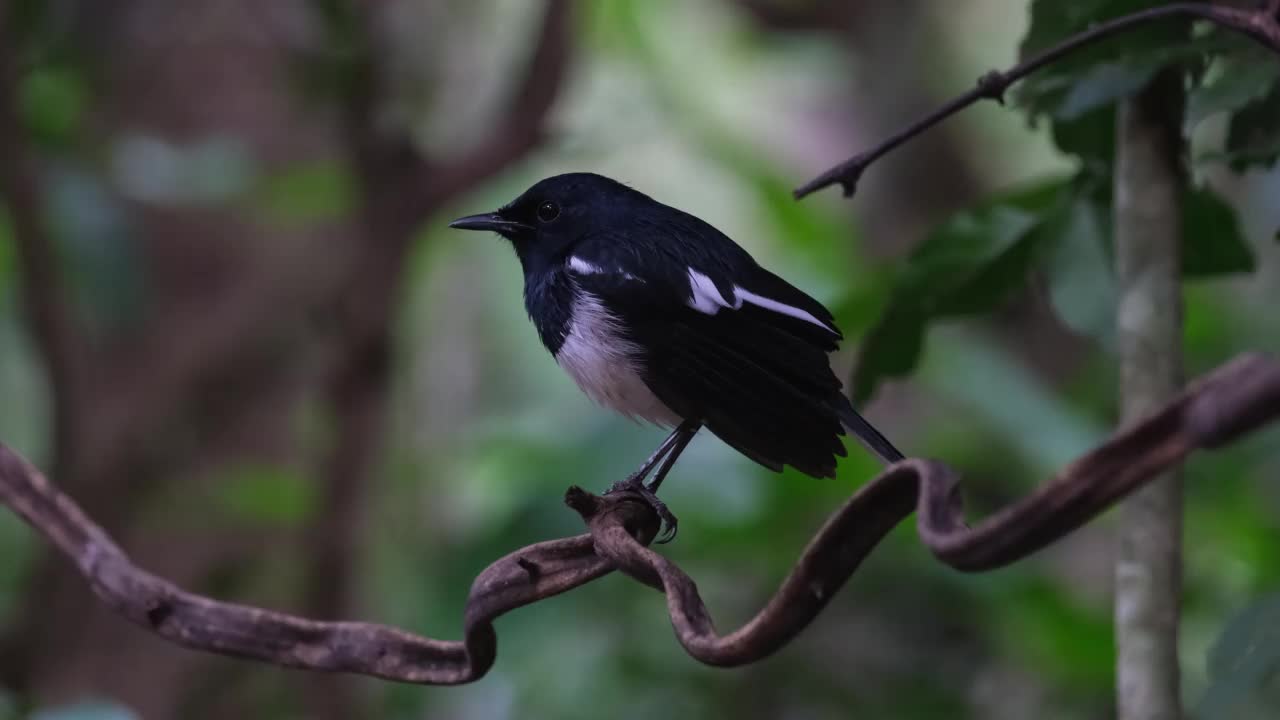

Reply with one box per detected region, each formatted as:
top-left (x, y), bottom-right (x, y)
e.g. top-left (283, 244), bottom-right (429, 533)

top-left (449, 172), bottom-right (641, 268)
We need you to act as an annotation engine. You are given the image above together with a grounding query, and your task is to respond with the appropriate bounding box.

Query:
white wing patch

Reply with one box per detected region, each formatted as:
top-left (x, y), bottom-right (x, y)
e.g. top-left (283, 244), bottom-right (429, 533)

top-left (567, 255), bottom-right (641, 282)
top-left (687, 268), bottom-right (733, 314)
top-left (568, 256), bottom-right (604, 275)
top-left (685, 268), bottom-right (835, 333)
top-left (736, 287), bottom-right (836, 330)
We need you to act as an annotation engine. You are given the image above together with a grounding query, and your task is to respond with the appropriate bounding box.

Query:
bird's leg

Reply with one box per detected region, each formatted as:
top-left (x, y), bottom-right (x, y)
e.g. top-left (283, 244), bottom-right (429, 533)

top-left (606, 421), bottom-right (700, 543)
top-left (646, 422), bottom-right (699, 493)
top-left (615, 425), bottom-right (687, 486)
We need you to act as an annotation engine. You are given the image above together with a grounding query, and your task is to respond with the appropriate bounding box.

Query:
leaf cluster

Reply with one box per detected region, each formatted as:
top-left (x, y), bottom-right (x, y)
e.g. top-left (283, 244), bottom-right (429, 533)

top-left (853, 0), bottom-right (1276, 401)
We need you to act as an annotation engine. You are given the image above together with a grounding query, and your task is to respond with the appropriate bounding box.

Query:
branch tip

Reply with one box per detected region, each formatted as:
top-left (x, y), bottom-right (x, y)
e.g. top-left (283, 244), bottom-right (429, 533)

top-left (515, 556), bottom-right (541, 581)
top-left (563, 485), bottom-right (601, 519)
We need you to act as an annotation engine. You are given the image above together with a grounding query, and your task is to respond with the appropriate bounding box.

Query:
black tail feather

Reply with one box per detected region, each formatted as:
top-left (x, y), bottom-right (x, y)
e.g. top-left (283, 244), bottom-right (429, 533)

top-left (835, 398), bottom-right (904, 465)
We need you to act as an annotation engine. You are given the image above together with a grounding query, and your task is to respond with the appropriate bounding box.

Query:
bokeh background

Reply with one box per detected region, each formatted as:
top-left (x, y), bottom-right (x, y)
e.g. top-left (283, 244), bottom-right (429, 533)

top-left (1, 1), bottom-right (1279, 719)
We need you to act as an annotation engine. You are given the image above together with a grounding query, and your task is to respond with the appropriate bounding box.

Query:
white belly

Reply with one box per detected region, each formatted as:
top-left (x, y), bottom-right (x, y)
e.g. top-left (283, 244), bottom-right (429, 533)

top-left (556, 292), bottom-right (681, 427)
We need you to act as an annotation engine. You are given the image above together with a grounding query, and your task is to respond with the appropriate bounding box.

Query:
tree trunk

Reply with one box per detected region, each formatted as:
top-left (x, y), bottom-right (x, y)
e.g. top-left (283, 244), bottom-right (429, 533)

top-left (1113, 72), bottom-right (1185, 720)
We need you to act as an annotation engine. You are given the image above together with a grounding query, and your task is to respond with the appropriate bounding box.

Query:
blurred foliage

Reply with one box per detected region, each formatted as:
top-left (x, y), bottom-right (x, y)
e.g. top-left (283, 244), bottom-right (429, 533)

top-left (854, 177), bottom-right (1065, 402)
top-left (0, 1), bottom-right (1278, 719)
top-left (26, 702), bottom-right (139, 720)
top-left (18, 65), bottom-right (84, 149)
top-left (0, 211), bottom-right (12, 286)
top-left (251, 161), bottom-right (356, 226)
top-left (852, 0), bottom-right (1275, 402)
top-left (212, 463), bottom-right (316, 528)
top-left (1200, 592), bottom-right (1280, 719)
top-left (297, 0), bottom-right (373, 103)
top-left (854, 178), bottom-right (1255, 398)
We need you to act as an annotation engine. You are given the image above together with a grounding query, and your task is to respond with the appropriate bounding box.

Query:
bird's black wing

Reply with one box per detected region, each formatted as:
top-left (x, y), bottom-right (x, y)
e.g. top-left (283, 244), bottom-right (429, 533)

top-left (567, 235), bottom-right (901, 477)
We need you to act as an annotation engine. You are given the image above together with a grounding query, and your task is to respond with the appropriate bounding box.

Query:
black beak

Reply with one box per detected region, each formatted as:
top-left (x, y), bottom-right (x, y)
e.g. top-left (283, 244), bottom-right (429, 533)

top-left (448, 213), bottom-right (532, 234)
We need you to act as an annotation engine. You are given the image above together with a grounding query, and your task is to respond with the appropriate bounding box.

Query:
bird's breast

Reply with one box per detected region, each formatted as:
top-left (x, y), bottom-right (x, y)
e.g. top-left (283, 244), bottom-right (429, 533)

top-left (555, 290), bottom-right (681, 427)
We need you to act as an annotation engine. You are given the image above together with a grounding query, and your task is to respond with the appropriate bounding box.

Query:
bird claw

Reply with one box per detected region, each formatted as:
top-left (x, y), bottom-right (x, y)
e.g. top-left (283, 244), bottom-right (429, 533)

top-left (606, 478), bottom-right (679, 544)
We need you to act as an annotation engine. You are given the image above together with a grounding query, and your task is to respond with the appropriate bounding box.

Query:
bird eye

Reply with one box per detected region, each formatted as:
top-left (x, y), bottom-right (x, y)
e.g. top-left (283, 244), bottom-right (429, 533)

top-left (536, 201), bottom-right (560, 223)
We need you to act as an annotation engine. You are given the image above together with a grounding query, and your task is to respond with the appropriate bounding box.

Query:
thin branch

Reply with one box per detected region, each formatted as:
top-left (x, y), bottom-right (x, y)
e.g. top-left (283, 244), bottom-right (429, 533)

top-left (793, 2), bottom-right (1280, 199)
top-left (1, 353), bottom-right (1276, 683)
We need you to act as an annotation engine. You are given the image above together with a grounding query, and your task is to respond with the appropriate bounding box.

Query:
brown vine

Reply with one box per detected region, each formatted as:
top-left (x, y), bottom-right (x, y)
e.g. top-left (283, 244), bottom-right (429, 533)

top-left (1, 353), bottom-right (1276, 684)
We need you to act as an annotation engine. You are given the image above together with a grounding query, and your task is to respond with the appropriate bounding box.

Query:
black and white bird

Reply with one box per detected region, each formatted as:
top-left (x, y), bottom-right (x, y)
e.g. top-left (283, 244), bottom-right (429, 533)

top-left (451, 172), bottom-right (903, 539)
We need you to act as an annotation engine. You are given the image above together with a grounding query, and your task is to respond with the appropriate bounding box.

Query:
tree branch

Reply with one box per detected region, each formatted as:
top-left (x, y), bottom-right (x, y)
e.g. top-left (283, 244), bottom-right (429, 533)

top-left (793, 1), bottom-right (1280, 199)
top-left (1, 353), bottom-right (1276, 683)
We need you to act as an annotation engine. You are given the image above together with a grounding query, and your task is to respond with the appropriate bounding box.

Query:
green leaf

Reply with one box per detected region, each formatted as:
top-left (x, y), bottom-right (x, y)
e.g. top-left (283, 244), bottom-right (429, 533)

top-left (1224, 85), bottom-right (1280, 171)
top-left (1019, 1), bottom-right (1223, 103)
top-left (1018, 0), bottom-right (1172, 114)
top-left (852, 179), bottom-right (1070, 402)
top-left (850, 169), bottom-right (1246, 395)
top-left (1198, 592), bottom-right (1280, 720)
top-left (1017, 1), bottom-right (1222, 165)
top-left (1030, 176), bottom-right (1249, 346)
top-left (19, 65), bottom-right (86, 148)
top-left (852, 307), bottom-right (926, 405)
top-left (213, 463), bottom-right (315, 526)
top-left (1185, 51), bottom-right (1280, 133)
top-left (892, 206), bottom-right (1041, 310)
top-left (1048, 108), bottom-right (1116, 173)
top-left (1182, 185), bottom-right (1254, 277)
top-left (1043, 191), bottom-right (1116, 346)
top-left (1054, 60), bottom-right (1162, 122)
top-left (1018, 0), bottom-right (1159, 71)
top-left (1036, 180), bottom-right (1251, 348)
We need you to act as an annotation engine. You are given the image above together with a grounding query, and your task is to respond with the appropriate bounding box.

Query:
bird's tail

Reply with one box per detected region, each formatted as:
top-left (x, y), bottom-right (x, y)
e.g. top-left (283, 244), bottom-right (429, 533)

top-left (835, 398), bottom-right (905, 465)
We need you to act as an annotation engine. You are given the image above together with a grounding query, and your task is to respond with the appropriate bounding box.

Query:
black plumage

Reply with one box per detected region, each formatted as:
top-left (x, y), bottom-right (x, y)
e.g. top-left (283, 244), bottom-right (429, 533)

top-left (450, 172), bottom-right (902, 519)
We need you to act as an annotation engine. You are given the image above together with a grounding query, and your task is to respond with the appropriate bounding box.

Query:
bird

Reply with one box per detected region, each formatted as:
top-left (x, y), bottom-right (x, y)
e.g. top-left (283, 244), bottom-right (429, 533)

top-left (450, 172), bottom-right (903, 540)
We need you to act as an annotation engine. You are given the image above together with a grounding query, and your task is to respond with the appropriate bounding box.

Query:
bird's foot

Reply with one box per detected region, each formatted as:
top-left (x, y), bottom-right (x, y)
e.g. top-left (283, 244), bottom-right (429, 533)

top-left (606, 477), bottom-right (678, 544)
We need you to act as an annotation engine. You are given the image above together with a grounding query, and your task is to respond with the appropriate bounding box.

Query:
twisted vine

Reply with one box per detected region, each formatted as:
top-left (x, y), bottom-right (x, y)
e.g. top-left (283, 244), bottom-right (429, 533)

top-left (1, 353), bottom-right (1276, 683)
